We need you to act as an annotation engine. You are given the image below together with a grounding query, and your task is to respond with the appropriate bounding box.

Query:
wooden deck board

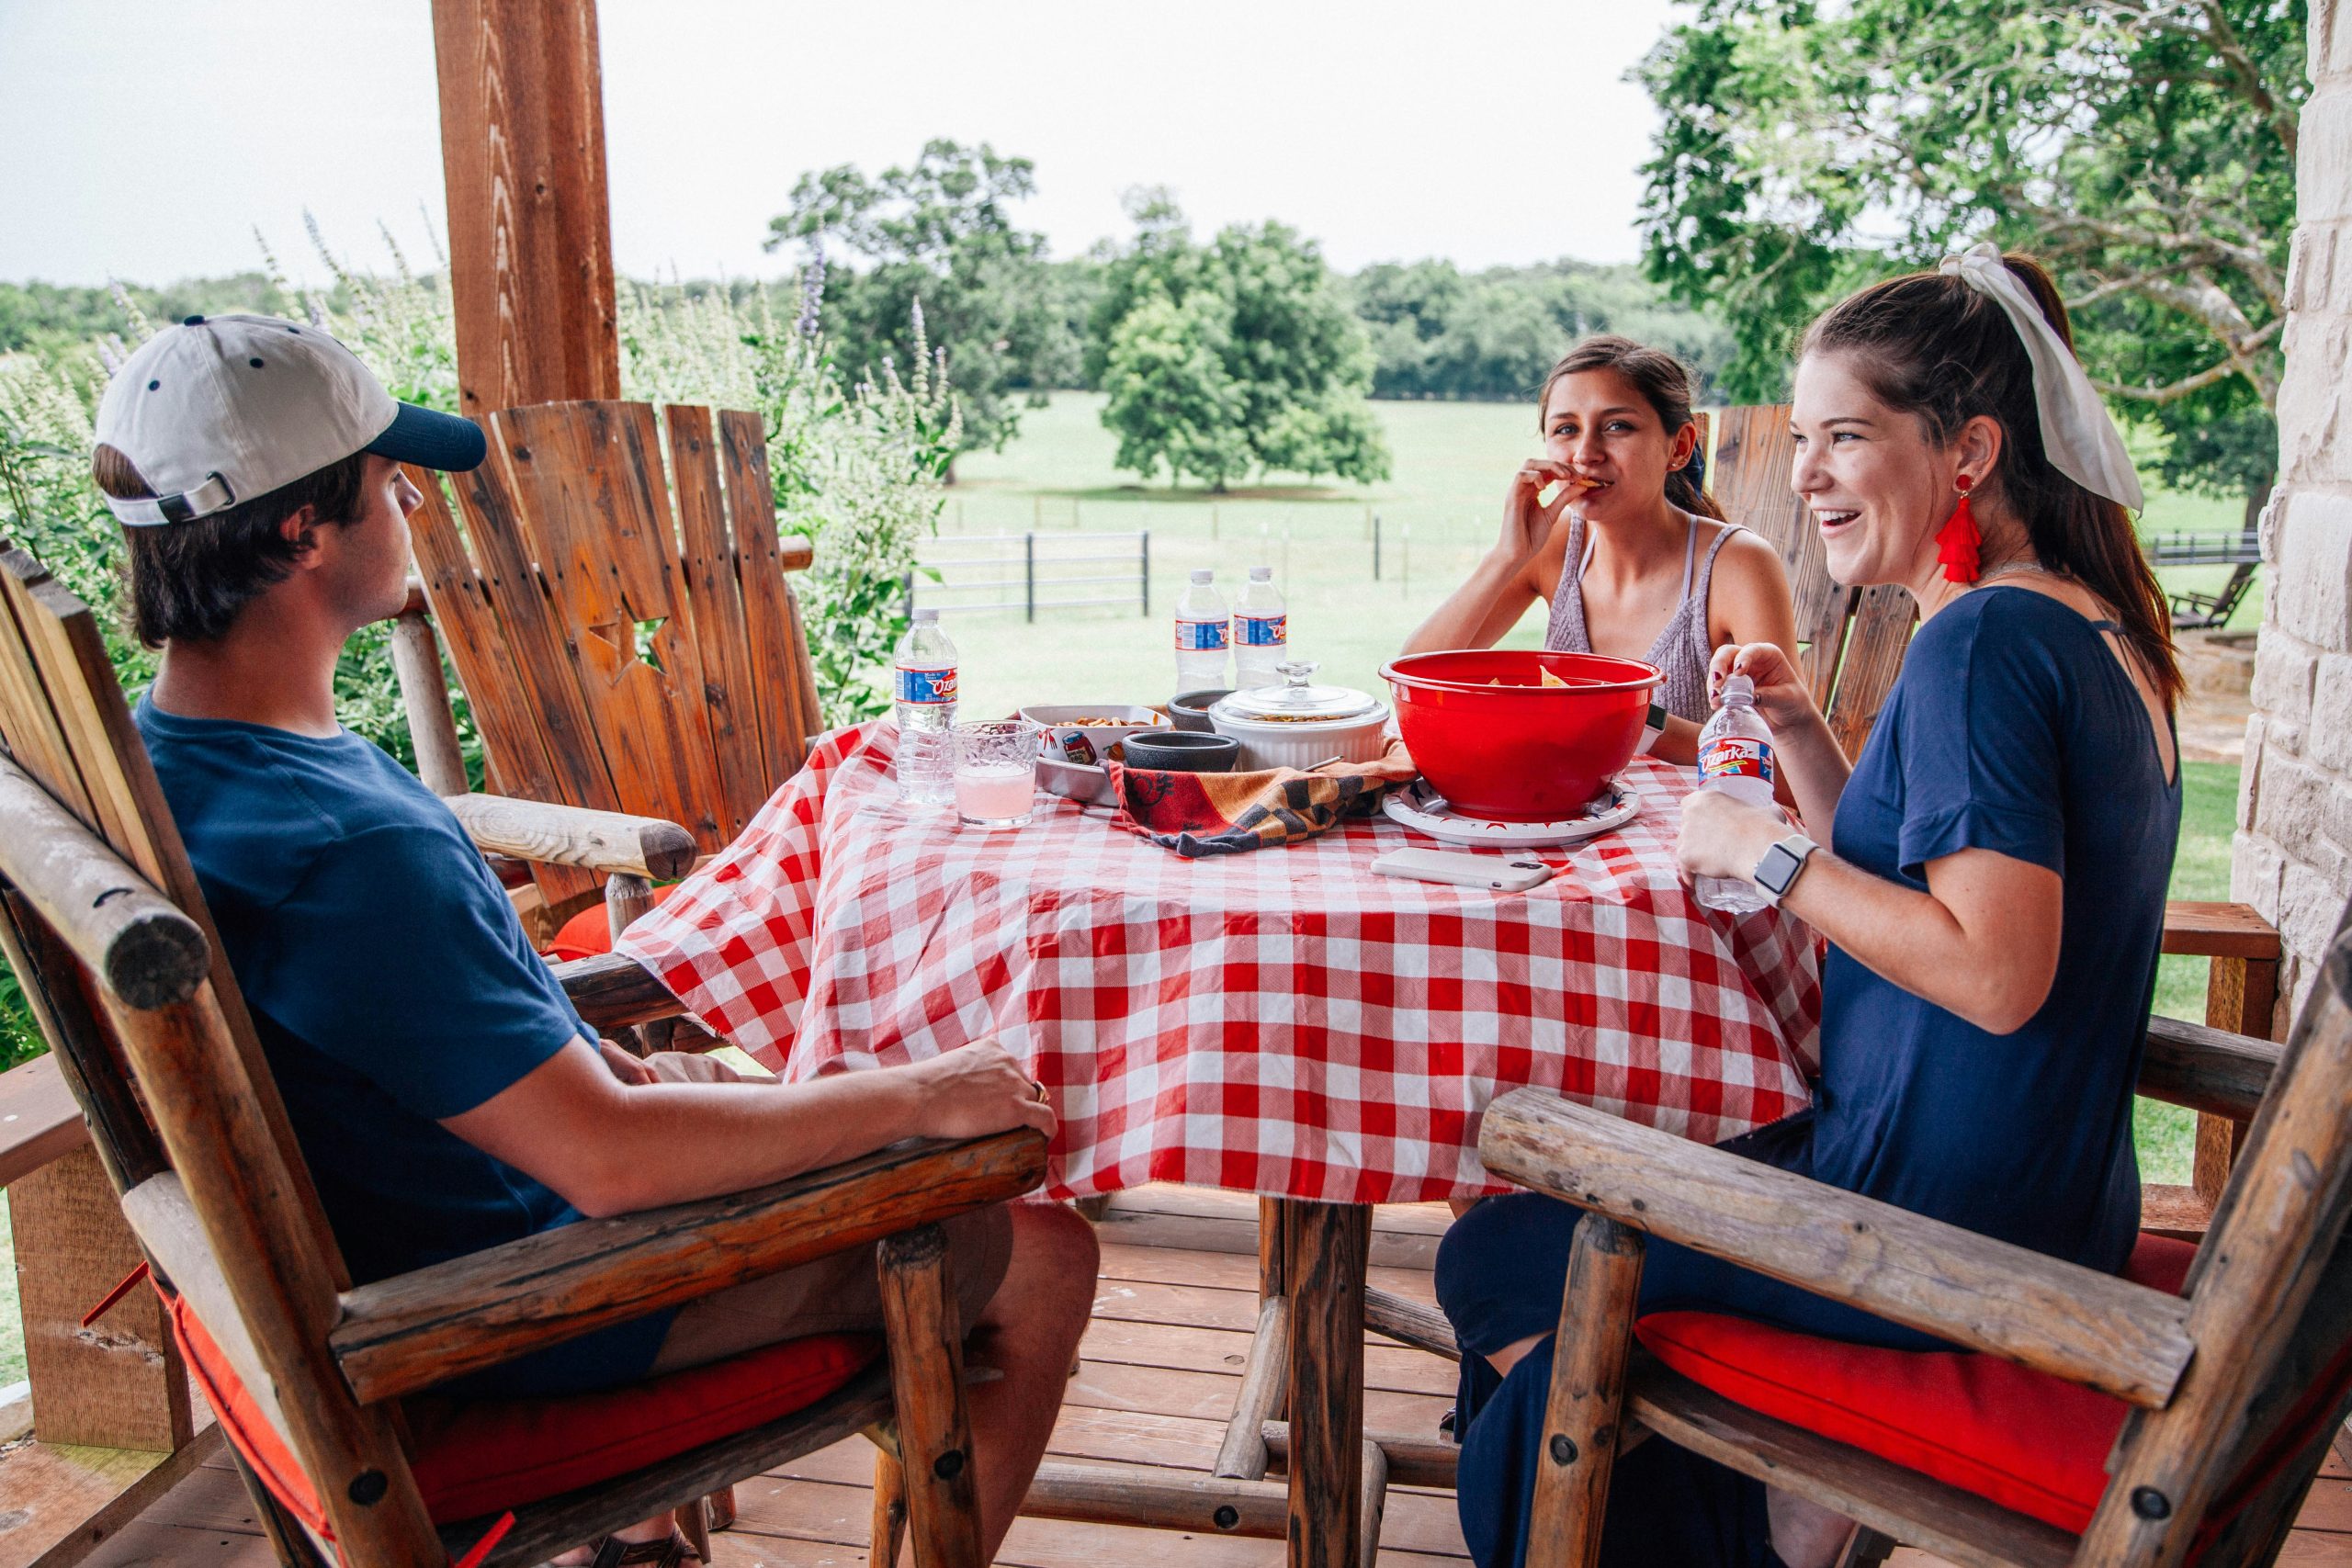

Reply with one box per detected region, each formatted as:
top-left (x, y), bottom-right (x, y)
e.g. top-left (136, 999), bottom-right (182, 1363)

top-left (38, 1184), bottom-right (2352, 1566)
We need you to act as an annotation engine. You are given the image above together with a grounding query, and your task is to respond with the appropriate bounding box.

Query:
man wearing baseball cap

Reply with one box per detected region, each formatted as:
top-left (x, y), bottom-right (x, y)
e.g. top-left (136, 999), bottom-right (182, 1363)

top-left (95, 317), bottom-right (1093, 1565)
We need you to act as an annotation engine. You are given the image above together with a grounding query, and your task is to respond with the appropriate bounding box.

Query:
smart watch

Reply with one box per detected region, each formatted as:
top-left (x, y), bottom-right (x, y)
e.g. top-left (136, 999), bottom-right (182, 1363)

top-left (1633, 697), bottom-right (1670, 756)
top-left (1752, 834), bottom-right (1818, 906)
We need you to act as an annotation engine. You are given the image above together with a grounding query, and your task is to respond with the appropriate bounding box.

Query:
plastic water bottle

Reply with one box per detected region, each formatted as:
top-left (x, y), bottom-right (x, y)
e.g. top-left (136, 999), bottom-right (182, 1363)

top-left (1694, 674), bottom-right (1778, 914)
top-left (1233, 566), bottom-right (1288, 689)
top-left (894, 608), bottom-right (958, 807)
top-left (1174, 569), bottom-right (1231, 692)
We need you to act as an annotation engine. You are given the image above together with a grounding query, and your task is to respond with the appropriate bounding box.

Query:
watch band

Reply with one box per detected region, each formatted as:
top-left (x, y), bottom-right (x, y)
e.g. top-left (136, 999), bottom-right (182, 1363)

top-left (1751, 834), bottom-right (1818, 906)
top-left (1633, 697), bottom-right (1669, 756)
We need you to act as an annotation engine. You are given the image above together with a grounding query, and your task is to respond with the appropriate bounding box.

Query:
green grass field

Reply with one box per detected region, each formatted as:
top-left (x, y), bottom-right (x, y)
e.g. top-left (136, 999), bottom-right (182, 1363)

top-left (945, 392), bottom-right (2246, 1185)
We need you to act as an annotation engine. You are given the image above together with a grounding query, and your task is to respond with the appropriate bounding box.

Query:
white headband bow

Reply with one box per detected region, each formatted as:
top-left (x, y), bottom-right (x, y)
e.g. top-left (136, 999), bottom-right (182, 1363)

top-left (1938, 243), bottom-right (2143, 513)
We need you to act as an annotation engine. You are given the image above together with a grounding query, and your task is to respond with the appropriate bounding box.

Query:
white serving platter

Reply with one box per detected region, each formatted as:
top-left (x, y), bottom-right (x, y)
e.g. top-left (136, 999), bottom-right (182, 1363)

top-left (1381, 777), bottom-right (1638, 848)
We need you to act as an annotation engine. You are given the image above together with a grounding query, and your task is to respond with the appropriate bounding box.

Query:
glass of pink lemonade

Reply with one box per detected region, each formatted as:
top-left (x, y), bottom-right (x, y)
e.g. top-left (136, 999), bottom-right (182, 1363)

top-left (952, 719), bottom-right (1041, 829)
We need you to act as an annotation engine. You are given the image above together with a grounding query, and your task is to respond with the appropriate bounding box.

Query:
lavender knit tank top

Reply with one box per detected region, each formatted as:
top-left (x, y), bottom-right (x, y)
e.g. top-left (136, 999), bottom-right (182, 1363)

top-left (1542, 514), bottom-right (1743, 724)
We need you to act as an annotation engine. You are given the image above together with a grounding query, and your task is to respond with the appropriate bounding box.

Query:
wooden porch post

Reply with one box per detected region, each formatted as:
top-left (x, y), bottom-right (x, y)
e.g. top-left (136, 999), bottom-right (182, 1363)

top-left (429, 0), bottom-right (622, 419)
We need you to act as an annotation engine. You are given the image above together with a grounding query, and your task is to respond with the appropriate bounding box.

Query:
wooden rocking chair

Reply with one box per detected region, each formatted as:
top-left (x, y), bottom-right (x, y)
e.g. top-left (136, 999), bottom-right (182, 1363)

top-left (388, 399), bottom-right (823, 944)
top-left (0, 537), bottom-right (1041, 1566)
top-left (1479, 893), bottom-right (2351, 1568)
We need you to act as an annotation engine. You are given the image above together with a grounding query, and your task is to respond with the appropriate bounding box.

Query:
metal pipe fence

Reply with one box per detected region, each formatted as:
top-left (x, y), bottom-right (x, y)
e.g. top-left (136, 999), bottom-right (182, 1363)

top-left (910, 531), bottom-right (1151, 622)
top-left (2146, 529), bottom-right (2261, 566)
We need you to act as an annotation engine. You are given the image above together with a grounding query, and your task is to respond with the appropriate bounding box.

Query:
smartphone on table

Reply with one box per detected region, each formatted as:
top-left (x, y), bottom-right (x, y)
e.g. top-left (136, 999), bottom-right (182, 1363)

top-left (1369, 849), bottom-right (1554, 892)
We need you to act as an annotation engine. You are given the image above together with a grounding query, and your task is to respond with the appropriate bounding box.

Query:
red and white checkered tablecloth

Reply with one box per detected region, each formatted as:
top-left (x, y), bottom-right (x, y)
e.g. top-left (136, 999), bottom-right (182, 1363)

top-left (616, 721), bottom-right (1821, 1204)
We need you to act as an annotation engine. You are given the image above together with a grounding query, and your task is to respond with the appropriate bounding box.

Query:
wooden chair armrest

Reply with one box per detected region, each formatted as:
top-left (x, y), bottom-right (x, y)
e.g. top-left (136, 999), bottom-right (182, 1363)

top-left (2161, 899), bottom-right (2279, 960)
top-left (446, 794), bottom-right (697, 880)
top-left (1477, 1089), bottom-right (2194, 1407)
top-left (551, 951), bottom-right (687, 1031)
top-left (0, 1055), bottom-right (93, 1188)
top-left (329, 1127), bottom-right (1049, 1403)
top-left (2138, 1013), bottom-right (2280, 1121)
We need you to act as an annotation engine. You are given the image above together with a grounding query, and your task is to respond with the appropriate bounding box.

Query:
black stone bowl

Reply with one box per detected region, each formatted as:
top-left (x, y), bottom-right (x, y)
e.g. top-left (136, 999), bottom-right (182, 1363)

top-left (1124, 730), bottom-right (1240, 773)
top-left (1169, 689), bottom-right (1234, 733)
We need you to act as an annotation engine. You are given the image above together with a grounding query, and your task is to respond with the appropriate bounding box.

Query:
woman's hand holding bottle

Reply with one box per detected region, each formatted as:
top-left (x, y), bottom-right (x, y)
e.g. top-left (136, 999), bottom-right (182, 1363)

top-left (1706, 641), bottom-right (1819, 736)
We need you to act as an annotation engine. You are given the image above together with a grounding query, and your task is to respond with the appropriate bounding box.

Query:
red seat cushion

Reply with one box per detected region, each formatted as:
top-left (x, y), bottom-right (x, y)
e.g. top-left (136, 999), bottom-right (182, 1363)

top-left (1634, 1233), bottom-right (2198, 1535)
top-left (167, 1289), bottom-right (878, 1540)
top-left (542, 883), bottom-right (682, 963)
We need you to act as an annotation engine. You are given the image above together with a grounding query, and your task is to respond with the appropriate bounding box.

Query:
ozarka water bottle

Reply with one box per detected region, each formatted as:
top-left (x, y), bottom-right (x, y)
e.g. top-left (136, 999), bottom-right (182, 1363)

top-left (894, 608), bottom-right (959, 807)
top-left (1232, 566), bottom-right (1288, 688)
top-left (1694, 673), bottom-right (1777, 914)
top-left (1174, 568), bottom-right (1231, 692)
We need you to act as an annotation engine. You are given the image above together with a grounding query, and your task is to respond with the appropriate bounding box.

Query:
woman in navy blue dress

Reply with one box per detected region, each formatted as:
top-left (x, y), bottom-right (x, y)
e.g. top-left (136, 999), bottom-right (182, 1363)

top-left (1436, 248), bottom-right (2186, 1568)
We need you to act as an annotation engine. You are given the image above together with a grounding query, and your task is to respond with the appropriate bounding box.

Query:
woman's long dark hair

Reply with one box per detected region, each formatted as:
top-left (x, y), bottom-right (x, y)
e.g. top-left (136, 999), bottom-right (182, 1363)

top-left (1538, 336), bottom-right (1726, 522)
top-left (1802, 254), bottom-right (2181, 706)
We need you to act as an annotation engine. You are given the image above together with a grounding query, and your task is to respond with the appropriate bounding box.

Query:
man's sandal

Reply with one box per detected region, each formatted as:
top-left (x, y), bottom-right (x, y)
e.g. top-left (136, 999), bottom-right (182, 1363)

top-left (586, 1530), bottom-right (698, 1568)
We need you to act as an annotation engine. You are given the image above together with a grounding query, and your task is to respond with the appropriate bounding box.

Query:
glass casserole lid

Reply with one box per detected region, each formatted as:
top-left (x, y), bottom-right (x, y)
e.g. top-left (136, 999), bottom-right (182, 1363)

top-left (1212, 661), bottom-right (1385, 725)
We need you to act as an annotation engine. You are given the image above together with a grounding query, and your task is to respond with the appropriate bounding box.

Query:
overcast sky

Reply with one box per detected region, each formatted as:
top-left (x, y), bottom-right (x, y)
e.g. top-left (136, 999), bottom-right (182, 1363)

top-left (2, 0), bottom-right (1680, 288)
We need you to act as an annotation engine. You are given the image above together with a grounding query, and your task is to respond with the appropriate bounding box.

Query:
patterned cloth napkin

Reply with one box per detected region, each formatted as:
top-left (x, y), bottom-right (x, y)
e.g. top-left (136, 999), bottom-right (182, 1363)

top-left (1108, 739), bottom-right (1419, 857)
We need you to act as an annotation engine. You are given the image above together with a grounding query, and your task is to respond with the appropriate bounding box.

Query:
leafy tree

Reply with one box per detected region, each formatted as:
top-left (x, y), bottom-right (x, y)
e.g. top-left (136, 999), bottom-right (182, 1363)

top-left (1638, 0), bottom-right (2302, 522)
top-left (1101, 290), bottom-right (1251, 488)
top-left (766, 140), bottom-right (1076, 456)
top-left (1090, 192), bottom-right (1390, 489)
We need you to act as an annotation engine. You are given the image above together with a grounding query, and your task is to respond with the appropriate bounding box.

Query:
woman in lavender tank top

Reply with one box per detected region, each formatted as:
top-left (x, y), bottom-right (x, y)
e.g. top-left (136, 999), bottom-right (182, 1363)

top-left (1403, 337), bottom-right (1801, 764)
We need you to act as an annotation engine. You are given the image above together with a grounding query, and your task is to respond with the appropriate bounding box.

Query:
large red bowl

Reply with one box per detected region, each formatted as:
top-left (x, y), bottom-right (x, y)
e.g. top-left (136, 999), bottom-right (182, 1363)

top-left (1380, 649), bottom-right (1663, 820)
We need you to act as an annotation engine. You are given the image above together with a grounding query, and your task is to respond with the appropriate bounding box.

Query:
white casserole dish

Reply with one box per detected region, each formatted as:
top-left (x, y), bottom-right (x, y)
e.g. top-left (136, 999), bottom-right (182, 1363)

top-left (1207, 663), bottom-right (1391, 771)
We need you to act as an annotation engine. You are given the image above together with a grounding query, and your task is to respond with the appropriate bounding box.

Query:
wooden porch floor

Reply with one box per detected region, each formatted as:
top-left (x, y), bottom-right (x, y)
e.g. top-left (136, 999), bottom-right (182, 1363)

top-left (41, 1187), bottom-right (2352, 1568)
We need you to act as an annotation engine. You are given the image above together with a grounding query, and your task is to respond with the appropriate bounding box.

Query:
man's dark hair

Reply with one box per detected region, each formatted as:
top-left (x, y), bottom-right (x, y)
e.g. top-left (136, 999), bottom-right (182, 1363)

top-left (92, 446), bottom-right (369, 647)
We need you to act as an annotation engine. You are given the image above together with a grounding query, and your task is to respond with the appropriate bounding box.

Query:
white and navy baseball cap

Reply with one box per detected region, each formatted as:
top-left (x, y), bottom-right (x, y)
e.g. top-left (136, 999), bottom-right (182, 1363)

top-left (93, 314), bottom-right (485, 527)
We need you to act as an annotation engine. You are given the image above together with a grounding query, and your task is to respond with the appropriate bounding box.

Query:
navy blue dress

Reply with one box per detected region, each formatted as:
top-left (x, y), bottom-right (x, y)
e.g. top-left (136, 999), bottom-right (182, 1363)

top-left (1436, 588), bottom-right (2182, 1567)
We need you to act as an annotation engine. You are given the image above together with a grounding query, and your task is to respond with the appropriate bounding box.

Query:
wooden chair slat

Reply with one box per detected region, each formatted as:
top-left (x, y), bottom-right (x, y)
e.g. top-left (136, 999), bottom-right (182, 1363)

top-left (1825, 583), bottom-right (1918, 762)
top-left (0, 558), bottom-right (149, 868)
top-left (720, 407), bottom-right (817, 773)
top-left (1709, 405), bottom-right (1849, 705)
top-left (0, 548), bottom-right (98, 826)
top-left (665, 404), bottom-right (767, 840)
top-left (494, 402), bottom-right (732, 848)
top-left (443, 434), bottom-right (627, 818)
top-left (405, 473), bottom-right (600, 909)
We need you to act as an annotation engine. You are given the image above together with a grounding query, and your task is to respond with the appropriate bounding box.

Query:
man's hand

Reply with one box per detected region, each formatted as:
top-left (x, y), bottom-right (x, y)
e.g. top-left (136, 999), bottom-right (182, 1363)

top-left (448, 1034), bottom-right (1052, 1219)
top-left (901, 1041), bottom-right (1057, 1142)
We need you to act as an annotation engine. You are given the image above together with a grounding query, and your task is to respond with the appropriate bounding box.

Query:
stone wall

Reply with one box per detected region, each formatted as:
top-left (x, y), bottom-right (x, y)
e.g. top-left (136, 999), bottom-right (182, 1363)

top-left (2235, 0), bottom-right (2352, 1026)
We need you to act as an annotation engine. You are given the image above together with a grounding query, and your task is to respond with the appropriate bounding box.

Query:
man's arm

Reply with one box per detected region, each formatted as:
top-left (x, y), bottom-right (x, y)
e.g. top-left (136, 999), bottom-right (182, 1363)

top-left (444, 1038), bottom-right (1055, 1218)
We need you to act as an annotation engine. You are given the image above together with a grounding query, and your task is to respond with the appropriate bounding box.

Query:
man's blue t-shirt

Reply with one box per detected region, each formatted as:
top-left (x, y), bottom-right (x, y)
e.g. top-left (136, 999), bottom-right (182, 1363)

top-left (136, 695), bottom-right (673, 1395)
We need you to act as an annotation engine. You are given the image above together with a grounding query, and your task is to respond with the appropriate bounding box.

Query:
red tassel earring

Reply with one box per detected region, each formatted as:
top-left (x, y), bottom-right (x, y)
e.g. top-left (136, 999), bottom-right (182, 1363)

top-left (1937, 474), bottom-right (1981, 584)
